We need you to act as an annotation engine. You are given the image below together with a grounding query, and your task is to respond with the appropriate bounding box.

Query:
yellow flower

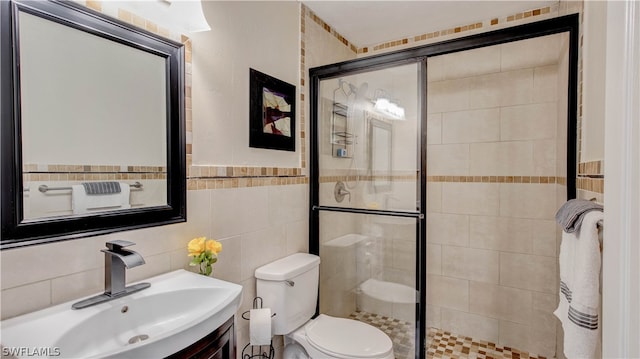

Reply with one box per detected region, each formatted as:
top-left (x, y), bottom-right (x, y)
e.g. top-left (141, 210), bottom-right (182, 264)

top-left (187, 237), bottom-right (206, 256)
top-left (206, 239), bottom-right (222, 255)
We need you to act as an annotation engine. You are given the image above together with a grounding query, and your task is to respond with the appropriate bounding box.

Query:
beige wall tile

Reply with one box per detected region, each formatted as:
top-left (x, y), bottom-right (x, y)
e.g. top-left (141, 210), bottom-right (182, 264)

top-left (427, 144), bottom-right (470, 175)
top-left (441, 308), bottom-right (500, 343)
top-left (498, 320), bottom-right (531, 353)
top-left (426, 274), bottom-right (469, 312)
top-left (51, 268), bottom-right (102, 305)
top-left (500, 33), bottom-right (562, 71)
top-left (469, 281), bottom-right (532, 324)
top-left (500, 252), bottom-right (558, 293)
top-left (442, 246), bottom-right (499, 283)
top-left (210, 236), bottom-right (242, 283)
top-left (1, 281), bottom-right (51, 319)
top-left (442, 183), bottom-right (500, 216)
top-left (469, 215), bottom-right (533, 254)
top-left (533, 65), bottom-right (559, 103)
top-left (442, 108), bottom-right (500, 144)
top-left (499, 183), bottom-right (557, 219)
top-left (127, 252), bottom-right (172, 283)
top-left (285, 219), bottom-right (309, 254)
top-left (500, 102), bottom-right (558, 141)
top-left (427, 113), bottom-right (442, 144)
top-left (240, 226), bottom-right (287, 281)
top-left (211, 187), bottom-right (269, 238)
top-left (427, 78), bottom-right (470, 114)
top-left (469, 142), bottom-right (534, 176)
top-left (533, 139), bottom-right (558, 176)
top-left (427, 244), bottom-right (442, 275)
top-left (427, 212), bottom-right (470, 247)
top-left (532, 220), bottom-right (558, 257)
top-left (1, 237), bottom-right (102, 290)
top-left (392, 238), bottom-right (416, 272)
top-left (427, 182), bottom-right (442, 212)
top-left (533, 291), bottom-right (558, 313)
top-left (428, 45), bottom-right (501, 82)
top-left (498, 68), bottom-right (534, 107)
top-left (469, 72), bottom-right (501, 109)
top-left (427, 304), bottom-right (442, 329)
top-left (268, 184), bottom-right (307, 226)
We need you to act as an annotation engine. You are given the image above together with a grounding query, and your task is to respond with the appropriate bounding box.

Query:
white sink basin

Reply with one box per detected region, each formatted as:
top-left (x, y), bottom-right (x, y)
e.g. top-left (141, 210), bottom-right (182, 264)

top-left (1, 270), bottom-right (242, 358)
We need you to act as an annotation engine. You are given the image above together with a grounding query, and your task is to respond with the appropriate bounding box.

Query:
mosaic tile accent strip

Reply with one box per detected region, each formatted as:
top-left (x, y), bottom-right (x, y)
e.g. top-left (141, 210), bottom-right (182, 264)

top-left (426, 327), bottom-right (547, 359)
top-left (303, 5), bottom-right (358, 54)
top-left (23, 164), bottom-right (165, 174)
top-left (24, 173), bottom-right (165, 182)
top-left (576, 177), bottom-right (604, 193)
top-left (320, 174), bottom-right (417, 183)
top-left (187, 176), bottom-right (308, 190)
top-left (578, 160), bottom-right (603, 176)
top-left (359, 5), bottom-right (556, 54)
top-left (189, 165), bottom-right (302, 178)
top-left (427, 176), bottom-right (566, 184)
top-left (349, 311), bottom-right (414, 359)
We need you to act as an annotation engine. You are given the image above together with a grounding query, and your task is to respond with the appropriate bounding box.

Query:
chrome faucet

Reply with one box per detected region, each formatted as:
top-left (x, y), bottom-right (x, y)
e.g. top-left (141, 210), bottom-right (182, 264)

top-left (72, 240), bottom-right (150, 309)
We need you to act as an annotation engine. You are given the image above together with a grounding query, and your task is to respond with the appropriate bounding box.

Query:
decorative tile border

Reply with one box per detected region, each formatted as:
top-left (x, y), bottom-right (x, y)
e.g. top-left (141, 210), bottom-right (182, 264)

top-left (427, 175), bottom-right (566, 184)
top-left (24, 173), bottom-right (165, 182)
top-left (578, 160), bottom-right (603, 176)
top-left (318, 174), bottom-right (567, 185)
top-left (319, 174), bottom-right (416, 183)
top-left (23, 164), bottom-right (165, 174)
top-left (187, 176), bottom-right (308, 190)
top-left (189, 165), bottom-right (302, 178)
top-left (302, 5), bottom-right (358, 54)
top-left (576, 177), bottom-right (604, 193)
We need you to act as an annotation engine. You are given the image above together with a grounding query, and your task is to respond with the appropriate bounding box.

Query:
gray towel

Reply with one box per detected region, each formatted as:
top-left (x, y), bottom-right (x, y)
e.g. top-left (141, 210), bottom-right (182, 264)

top-left (82, 182), bottom-right (121, 195)
top-left (555, 199), bottom-right (603, 233)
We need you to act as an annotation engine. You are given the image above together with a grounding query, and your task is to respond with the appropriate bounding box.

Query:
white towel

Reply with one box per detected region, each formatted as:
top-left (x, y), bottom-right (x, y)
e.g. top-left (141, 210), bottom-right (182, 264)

top-left (554, 210), bottom-right (603, 359)
top-left (71, 183), bottom-right (131, 214)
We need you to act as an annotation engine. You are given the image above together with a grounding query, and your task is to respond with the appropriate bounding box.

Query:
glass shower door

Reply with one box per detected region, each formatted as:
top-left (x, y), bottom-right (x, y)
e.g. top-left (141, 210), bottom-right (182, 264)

top-left (311, 62), bottom-right (422, 359)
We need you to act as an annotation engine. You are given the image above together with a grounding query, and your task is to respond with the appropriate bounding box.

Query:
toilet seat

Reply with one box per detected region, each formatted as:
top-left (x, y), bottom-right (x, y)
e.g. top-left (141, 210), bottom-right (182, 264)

top-left (304, 315), bottom-right (393, 358)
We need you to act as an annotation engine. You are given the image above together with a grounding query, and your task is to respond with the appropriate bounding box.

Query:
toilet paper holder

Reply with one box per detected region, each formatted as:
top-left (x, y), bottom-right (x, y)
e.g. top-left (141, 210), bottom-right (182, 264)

top-left (241, 297), bottom-right (275, 359)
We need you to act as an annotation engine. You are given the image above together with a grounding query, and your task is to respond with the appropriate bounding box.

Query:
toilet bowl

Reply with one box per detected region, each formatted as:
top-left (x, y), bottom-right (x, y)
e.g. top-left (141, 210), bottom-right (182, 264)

top-left (286, 314), bottom-right (394, 359)
top-left (255, 253), bottom-right (394, 359)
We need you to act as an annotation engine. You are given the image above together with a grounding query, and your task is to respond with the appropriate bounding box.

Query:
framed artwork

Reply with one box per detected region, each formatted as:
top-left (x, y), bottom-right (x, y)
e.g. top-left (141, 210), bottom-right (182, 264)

top-left (249, 68), bottom-right (296, 151)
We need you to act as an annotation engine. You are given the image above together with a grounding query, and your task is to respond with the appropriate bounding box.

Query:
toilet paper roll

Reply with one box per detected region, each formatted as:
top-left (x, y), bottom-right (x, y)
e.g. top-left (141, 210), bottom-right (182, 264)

top-left (249, 308), bottom-right (272, 346)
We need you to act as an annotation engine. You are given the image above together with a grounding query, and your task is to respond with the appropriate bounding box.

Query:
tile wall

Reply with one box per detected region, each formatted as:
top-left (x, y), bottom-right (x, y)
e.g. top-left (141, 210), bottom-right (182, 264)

top-left (425, 33), bottom-right (568, 358)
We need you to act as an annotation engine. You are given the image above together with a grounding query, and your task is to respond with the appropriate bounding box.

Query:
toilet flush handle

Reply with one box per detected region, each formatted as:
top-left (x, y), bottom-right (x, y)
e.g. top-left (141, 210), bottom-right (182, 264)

top-left (285, 280), bottom-right (295, 287)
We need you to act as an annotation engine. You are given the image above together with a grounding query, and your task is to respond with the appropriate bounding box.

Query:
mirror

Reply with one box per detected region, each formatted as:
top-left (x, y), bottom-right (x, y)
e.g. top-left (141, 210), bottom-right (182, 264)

top-left (368, 115), bottom-right (392, 192)
top-left (1, 0), bottom-right (186, 248)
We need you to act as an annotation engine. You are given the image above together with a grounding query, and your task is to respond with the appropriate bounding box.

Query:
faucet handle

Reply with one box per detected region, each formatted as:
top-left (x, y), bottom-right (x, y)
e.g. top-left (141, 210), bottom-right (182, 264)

top-left (105, 240), bottom-right (136, 251)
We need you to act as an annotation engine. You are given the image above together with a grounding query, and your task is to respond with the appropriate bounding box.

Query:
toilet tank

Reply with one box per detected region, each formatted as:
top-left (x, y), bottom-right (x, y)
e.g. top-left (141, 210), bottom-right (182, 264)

top-left (255, 253), bottom-right (320, 335)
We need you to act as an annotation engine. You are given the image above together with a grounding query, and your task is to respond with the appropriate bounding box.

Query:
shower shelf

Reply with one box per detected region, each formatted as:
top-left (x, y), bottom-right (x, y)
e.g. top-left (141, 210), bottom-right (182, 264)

top-left (331, 102), bottom-right (353, 157)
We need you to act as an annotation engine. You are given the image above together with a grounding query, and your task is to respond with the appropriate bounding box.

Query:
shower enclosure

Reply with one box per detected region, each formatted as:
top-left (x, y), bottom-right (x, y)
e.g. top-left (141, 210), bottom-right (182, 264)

top-left (310, 15), bottom-right (578, 359)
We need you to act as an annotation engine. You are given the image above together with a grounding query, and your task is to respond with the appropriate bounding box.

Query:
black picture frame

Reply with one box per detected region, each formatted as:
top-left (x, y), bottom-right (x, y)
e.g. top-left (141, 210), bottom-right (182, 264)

top-left (249, 68), bottom-right (296, 152)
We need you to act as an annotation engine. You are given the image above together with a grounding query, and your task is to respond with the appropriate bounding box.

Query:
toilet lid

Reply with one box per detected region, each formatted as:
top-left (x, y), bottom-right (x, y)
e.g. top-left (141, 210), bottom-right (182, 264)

top-left (305, 315), bottom-right (393, 358)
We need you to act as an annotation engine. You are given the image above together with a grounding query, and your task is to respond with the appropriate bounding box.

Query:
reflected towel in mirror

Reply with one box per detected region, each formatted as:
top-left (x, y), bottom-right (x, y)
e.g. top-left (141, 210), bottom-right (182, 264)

top-left (72, 183), bottom-right (131, 214)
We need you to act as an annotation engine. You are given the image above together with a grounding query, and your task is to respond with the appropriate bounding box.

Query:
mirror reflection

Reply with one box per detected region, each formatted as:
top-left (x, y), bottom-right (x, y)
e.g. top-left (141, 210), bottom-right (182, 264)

top-left (18, 9), bottom-right (168, 220)
top-left (368, 116), bottom-right (393, 191)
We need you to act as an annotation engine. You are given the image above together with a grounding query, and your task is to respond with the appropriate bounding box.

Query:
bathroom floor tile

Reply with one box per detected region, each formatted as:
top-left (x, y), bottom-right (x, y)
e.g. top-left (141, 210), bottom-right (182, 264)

top-left (349, 311), bottom-right (415, 359)
top-left (426, 327), bottom-right (547, 359)
top-left (349, 312), bottom-right (545, 359)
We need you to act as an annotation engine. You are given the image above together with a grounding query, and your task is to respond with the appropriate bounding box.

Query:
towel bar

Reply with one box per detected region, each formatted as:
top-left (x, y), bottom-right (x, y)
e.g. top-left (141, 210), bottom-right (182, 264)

top-left (35, 182), bottom-right (143, 193)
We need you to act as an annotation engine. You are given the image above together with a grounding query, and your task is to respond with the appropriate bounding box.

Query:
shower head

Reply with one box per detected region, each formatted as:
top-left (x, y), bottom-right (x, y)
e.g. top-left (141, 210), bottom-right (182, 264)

top-left (354, 82), bottom-right (368, 98)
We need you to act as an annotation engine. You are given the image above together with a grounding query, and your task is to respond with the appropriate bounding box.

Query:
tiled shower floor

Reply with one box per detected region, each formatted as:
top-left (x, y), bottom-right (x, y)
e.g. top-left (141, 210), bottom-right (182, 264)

top-left (349, 311), bottom-right (547, 359)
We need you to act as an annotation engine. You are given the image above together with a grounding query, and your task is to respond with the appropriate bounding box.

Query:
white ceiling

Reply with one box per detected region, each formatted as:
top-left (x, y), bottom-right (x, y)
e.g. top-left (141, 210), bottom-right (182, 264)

top-left (301, 1), bottom-right (557, 47)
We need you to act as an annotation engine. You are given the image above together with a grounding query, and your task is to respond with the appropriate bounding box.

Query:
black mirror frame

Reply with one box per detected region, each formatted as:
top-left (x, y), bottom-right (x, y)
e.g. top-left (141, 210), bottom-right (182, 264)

top-left (1, 0), bottom-right (187, 249)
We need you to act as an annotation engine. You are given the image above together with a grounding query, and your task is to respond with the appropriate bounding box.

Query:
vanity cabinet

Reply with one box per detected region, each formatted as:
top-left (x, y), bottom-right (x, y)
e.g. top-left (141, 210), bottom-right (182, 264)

top-left (167, 316), bottom-right (236, 359)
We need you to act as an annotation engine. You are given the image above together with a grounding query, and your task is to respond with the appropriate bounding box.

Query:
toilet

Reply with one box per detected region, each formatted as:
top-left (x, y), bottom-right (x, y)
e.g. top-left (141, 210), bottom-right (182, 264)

top-left (255, 253), bottom-right (394, 359)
